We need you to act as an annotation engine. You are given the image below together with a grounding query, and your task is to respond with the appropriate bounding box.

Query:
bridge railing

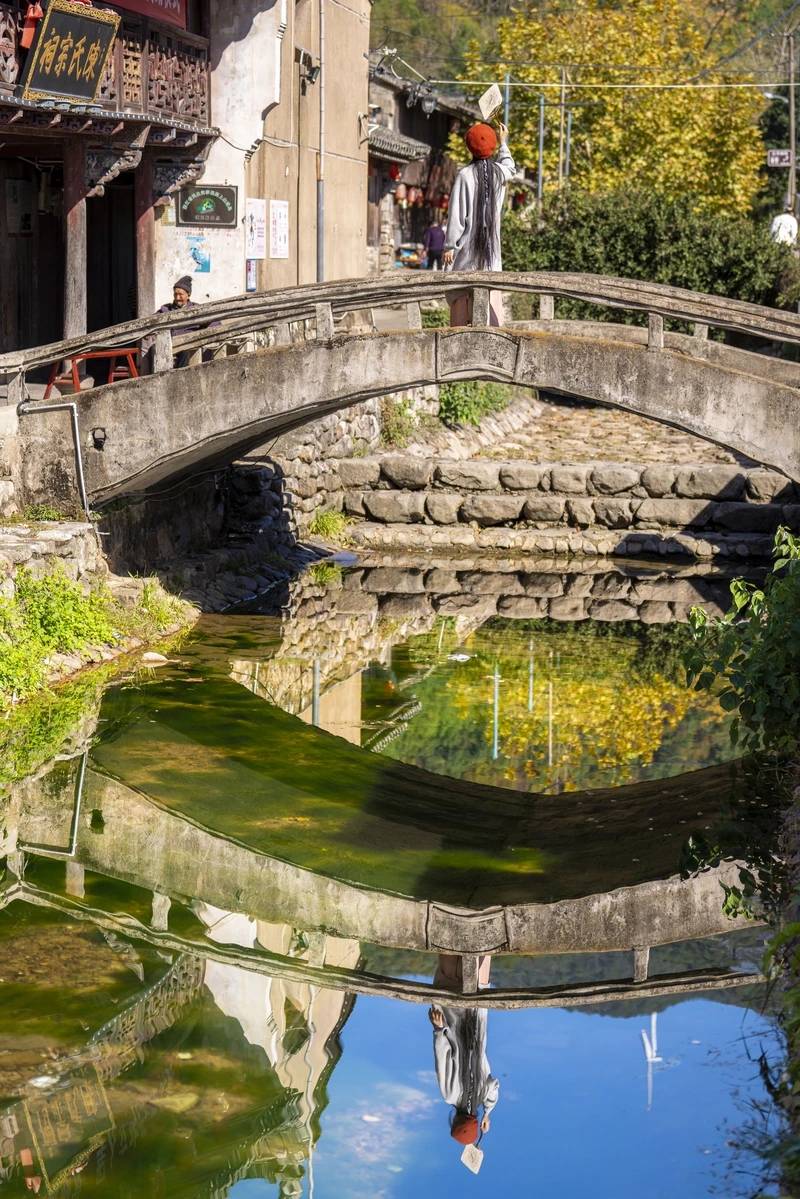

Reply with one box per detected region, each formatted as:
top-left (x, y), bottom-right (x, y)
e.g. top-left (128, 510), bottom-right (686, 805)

top-left (3, 270), bottom-right (800, 400)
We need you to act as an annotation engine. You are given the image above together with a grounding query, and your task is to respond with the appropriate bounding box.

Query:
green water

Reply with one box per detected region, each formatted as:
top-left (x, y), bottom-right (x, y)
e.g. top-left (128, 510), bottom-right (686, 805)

top-left (0, 565), bottom-right (790, 1196)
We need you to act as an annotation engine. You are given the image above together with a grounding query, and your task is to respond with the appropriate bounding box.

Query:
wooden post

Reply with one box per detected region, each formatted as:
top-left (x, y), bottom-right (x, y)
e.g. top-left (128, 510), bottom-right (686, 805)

top-left (65, 861), bottom-right (85, 898)
top-left (648, 312), bottom-right (664, 351)
top-left (539, 294), bottom-right (555, 320)
top-left (693, 322), bottom-right (709, 341)
top-left (135, 152), bottom-right (156, 319)
top-left (63, 139), bottom-right (88, 340)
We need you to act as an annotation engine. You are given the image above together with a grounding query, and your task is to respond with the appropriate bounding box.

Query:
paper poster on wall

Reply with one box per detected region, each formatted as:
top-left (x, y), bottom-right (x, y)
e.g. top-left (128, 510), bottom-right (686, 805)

top-left (245, 199), bottom-right (267, 260)
top-left (270, 200), bottom-right (290, 259)
top-left (187, 234), bottom-right (211, 273)
top-left (246, 259), bottom-right (258, 293)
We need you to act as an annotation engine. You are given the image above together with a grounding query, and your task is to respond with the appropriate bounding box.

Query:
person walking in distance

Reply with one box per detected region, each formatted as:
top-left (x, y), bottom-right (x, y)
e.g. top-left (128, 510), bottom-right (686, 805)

top-left (423, 218), bottom-right (447, 269)
top-left (443, 121), bottom-right (515, 325)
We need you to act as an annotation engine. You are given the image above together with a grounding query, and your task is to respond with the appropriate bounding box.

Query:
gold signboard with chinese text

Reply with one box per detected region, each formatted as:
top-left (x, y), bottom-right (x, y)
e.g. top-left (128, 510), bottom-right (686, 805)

top-left (22, 1), bottom-right (120, 106)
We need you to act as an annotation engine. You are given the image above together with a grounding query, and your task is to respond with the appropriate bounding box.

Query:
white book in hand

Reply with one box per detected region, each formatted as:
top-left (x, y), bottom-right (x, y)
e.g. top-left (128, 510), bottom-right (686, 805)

top-left (479, 83), bottom-right (503, 121)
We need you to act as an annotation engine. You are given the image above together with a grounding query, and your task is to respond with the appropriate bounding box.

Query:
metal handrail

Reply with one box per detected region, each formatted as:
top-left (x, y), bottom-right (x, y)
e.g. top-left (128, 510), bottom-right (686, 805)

top-left (4, 270), bottom-right (800, 378)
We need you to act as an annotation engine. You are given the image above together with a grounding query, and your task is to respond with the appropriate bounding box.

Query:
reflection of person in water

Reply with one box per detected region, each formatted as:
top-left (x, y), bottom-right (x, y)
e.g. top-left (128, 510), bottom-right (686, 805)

top-left (429, 955), bottom-right (499, 1155)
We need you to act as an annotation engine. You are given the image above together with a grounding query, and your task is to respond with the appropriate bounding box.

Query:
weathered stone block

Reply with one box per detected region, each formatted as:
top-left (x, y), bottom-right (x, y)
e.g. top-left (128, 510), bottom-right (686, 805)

top-left (498, 463), bottom-right (543, 490)
top-left (640, 465), bottom-right (676, 497)
top-left (519, 572), bottom-right (564, 597)
top-left (362, 567), bottom-right (425, 593)
top-left (636, 498), bottom-right (713, 528)
top-left (460, 495), bottom-right (524, 526)
top-left (363, 492), bottom-right (426, 523)
top-left (497, 596), bottom-right (547, 618)
top-left (523, 496), bottom-right (566, 523)
top-left (437, 461), bottom-right (500, 490)
top-left (712, 502), bottom-right (781, 533)
top-left (381, 455), bottom-right (434, 489)
top-left (337, 458), bottom-right (380, 487)
top-left (590, 464), bottom-right (641, 494)
top-left (549, 465), bottom-right (589, 494)
top-left (426, 493), bottom-right (463, 524)
top-left (379, 594), bottom-right (432, 618)
top-left (675, 466), bottom-right (747, 500)
top-left (436, 593), bottom-right (498, 616)
top-left (548, 596), bottom-right (588, 621)
top-left (343, 489), bottom-right (366, 516)
top-left (746, 470), bottom-right (794, 503)
top-left (591, 574), bottom-right (631, 599)
top-left (567, 498), bottom-right (594, 528)
top-left (424, 568), bottom-right (461, 594)
top-left (458, 570), bottom-right (523, 595)
top-left (565, 573), bottom-right (595, 597)
top-left (638, 600), bottom-right (672, 624)
top-left (593, 499), bottom-right (634, 528)
top-left (589, 599), bottom-right (638, 621)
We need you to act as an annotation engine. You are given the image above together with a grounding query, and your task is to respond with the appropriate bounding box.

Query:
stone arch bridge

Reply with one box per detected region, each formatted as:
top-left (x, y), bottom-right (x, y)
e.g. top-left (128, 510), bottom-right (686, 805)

top-left (2, 271), bottom-right (800, 509)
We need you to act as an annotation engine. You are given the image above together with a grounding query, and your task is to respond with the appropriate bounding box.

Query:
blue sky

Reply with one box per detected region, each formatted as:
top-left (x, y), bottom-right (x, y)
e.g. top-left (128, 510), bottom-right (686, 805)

top-left (299, 990), bottom-right (777, 1199)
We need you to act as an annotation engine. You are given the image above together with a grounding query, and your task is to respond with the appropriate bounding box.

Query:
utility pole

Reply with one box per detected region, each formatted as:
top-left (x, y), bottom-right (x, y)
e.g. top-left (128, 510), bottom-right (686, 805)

top-left (790, 30), bottom-right (797, 213)
top-left (537, 93), bottom-right (545, 212)
top-left (557, 66), bottom-right (566, 188)
top-left (503, 70), bottom-right (511, 126)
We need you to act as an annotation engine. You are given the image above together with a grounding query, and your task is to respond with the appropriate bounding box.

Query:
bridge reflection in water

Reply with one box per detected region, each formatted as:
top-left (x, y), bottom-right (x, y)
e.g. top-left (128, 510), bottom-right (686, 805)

top-left (0, 562), bottom-right (783, 1194)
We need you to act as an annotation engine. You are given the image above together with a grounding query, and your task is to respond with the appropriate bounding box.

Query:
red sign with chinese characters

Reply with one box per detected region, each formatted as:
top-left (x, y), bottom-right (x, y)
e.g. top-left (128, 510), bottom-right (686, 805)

top-left (117, 0), bottom-right (187, 29)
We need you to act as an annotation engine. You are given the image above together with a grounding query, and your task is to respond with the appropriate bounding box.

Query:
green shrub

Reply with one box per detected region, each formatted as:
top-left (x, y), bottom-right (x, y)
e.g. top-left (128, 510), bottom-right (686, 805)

top-left (308, 509), bottom-right (349, 540)
top-left (309, 560), bottom-right (343, 587)
top-left (438, 380), bottom-right (509, 427)
top-left (503, 190), bottom-right (800, 321)
top-left (685, 527), bottom-right (800, 755)
top-left (380, 396), bottom-right (418, 448)
top-left (0, 567), bottom-right (193, 706)
top-left (421, 306), bottom-right (449, 329)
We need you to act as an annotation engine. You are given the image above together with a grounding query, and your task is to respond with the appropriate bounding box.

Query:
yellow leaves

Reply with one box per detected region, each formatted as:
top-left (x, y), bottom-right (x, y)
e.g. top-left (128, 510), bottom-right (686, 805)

top-left (467, 0), bottom-right (764, 213)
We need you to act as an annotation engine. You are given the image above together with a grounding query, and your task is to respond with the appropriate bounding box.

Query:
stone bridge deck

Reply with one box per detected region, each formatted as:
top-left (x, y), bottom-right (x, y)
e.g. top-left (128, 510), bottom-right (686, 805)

top-left (1, 272), bottom-right (800, 512)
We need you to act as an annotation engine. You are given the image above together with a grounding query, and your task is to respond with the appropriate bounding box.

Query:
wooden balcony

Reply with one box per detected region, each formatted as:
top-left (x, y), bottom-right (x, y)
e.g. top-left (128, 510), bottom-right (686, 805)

top-left (0, 2), bottom-right (210, 127)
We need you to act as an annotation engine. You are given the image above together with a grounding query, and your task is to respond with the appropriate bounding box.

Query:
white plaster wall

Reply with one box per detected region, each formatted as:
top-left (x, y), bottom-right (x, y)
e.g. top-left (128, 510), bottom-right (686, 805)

top-left (154, 0), bottom-right (288, 306)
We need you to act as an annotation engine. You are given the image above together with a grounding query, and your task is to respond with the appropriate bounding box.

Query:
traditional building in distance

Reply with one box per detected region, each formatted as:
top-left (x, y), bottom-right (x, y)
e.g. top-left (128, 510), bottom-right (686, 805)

top-left (0, 0), bottom-right (370, 354)
top-left (367, 53), bottom-right (475, 273)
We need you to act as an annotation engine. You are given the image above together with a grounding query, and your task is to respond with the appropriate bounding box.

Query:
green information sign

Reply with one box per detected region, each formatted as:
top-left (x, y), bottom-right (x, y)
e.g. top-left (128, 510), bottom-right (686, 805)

top-left (22, 1), bottom-right (120, 106)
top-left (176, 186), bottom-right (239, 228)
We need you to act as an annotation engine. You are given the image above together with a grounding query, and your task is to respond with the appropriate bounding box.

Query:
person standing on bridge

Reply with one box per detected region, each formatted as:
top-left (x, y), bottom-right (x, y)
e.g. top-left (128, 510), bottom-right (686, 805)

top-left (443, 121), bottom-right (515, 326)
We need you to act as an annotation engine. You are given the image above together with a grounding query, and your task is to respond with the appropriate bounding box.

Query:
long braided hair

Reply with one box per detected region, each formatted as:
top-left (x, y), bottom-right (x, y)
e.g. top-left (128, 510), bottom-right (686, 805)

top-left (471, 156), bottom-right (502, 270)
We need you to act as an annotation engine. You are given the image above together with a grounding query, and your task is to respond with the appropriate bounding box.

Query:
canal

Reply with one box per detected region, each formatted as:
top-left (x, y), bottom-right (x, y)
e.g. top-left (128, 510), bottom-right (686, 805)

top-left (0, 557), bottom-right (791, 1196)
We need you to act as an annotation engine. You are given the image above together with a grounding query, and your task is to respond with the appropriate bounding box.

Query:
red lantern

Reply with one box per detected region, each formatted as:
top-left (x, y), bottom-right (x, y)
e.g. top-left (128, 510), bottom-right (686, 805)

top-left (19, 3), bottom-right (44, 50)
top-left (388, 163), bottom-right (401, 181)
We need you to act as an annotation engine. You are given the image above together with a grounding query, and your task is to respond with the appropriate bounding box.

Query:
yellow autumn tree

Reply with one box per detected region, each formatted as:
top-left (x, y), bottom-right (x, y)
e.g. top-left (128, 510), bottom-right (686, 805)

top-left (460, 0), bottom-right (766, 213)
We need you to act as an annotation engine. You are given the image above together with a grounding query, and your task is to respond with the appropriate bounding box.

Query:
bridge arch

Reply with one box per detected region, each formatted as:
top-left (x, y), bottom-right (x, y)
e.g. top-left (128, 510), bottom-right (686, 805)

top-left (15, 321), bottom-right (800, 506)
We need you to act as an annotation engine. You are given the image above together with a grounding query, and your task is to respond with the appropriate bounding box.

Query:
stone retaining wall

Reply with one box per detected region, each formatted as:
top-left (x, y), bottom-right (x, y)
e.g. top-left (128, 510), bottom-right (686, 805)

top-left (340, 457), bottom-right (798, 559)
top-left (0, 521), bottom-right (105, 597)
top-left (342, 557), bottom-right (739, 624)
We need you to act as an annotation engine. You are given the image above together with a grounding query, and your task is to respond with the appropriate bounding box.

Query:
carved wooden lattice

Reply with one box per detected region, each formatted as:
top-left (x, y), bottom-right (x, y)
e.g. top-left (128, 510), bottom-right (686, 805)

top-left (0, 3), bottom-right (20, 89)
top-left (148, 29), bottom-right (209, 124)
top-left (121, 25), bottom-right (144, 109)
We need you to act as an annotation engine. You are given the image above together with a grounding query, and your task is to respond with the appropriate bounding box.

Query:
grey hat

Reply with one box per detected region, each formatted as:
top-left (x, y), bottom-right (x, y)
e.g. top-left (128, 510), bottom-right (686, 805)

top-left (174, 275), bottom-right (193, 294)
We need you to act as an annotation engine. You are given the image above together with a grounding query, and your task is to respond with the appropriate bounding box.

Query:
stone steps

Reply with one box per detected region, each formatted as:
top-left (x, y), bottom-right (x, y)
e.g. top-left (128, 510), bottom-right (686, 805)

top-left (335, 558), bottom-right (739, 624)
top-left (339, 457), bottom-right (798, 558)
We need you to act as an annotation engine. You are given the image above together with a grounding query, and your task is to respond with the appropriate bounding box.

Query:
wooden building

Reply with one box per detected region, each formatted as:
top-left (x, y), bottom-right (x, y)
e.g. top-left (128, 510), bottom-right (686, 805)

top-left (0, 0), bottom-right (216, 352)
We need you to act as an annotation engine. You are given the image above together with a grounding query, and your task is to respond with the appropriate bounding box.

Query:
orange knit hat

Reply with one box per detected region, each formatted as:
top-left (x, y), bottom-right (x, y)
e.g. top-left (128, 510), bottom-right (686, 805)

top-left (465, 123), bottom-right (498, 159)
top-left (451, 1113), bottom-right (480, 1144)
